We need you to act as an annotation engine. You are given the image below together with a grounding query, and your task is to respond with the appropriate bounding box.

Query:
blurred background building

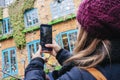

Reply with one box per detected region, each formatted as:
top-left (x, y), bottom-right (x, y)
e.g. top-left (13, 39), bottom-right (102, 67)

top-left (0, 0), bottom-right (81, 79)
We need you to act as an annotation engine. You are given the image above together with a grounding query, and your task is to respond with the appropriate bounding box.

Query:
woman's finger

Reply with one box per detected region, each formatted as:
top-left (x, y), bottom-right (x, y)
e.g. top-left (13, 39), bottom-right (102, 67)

top-left (38, 45), bottom-right (43, 54)
top-left (45, 44), bottom-right (55, 48)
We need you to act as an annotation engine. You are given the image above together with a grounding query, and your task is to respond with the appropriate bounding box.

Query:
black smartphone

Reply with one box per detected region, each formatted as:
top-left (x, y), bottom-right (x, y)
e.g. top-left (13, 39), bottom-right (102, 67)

top-left (40, 24), bottom-right (52, 52)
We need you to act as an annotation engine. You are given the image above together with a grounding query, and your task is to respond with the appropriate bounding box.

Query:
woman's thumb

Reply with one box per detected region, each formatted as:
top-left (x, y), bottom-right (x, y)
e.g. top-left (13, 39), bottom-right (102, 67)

top-left (45, 44), bottom-right (54, 48)
top-left (38, 45), bottom-right (41, 51)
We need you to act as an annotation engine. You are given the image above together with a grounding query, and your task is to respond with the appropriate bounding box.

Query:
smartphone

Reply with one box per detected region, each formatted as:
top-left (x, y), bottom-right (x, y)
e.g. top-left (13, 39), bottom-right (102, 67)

top-left (40, 24), bottom-right (52, 52)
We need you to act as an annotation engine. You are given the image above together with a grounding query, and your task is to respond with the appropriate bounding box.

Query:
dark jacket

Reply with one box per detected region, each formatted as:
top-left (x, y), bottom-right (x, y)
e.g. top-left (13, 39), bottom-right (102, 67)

top-left (24, 46), bottom-right (120, 80)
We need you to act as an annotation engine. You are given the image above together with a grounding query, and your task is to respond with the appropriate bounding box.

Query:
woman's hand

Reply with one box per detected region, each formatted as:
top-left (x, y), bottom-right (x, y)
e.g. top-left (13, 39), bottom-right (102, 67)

top-left (45, 40), bottom-right (61, 57)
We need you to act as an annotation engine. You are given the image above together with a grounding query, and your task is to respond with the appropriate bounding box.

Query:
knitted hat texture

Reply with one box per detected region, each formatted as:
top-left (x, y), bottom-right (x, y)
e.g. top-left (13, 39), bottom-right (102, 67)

top-left (77, 0), bottom-right (120, 39)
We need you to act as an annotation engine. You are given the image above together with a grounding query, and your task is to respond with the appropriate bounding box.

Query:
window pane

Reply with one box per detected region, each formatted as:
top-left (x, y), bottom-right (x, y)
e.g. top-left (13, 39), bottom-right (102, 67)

top-left (50, 0), bottom-right (75, 19)
top-left (5, 0), bottom-right (14, 6)
top-left (62, 34), bottom-right (70, 51)
top-left (26, 13), bottom-right (32, 27)
top-left (56, 34), bottom-right (63, 47)
top-left (0, 21), bottom-right (2, 35)
top-left (29, 44), bottom-right (35, 60)
top-left (24, 9), bottom-right (39, 27)
top-left (35, 42), bottom-right (44, 57)
top-left (2, 18), bottom-right (12, 34)
top-left (8, 19), bottom-right (12, 33)
top-left (32, 10), bottom-right (39, 25)
top-left (3, 51), bottom-right (10, 74)
top-left (10, 49), bottom-right (17, 73)
top-left (0, 0), bottom-right (5, 7)
top-left (28, 40), bottom-right (40, 61)
top-left (2, 48), bottom-right (18, 78)
top-left (3, 20), bottom-right (7, 34)
top-left (36, 42), bottom-right (39, 51)
top-left (69, 32), bottom-right (77, 51)
top-left (56, 30), bottom-right (77, 53)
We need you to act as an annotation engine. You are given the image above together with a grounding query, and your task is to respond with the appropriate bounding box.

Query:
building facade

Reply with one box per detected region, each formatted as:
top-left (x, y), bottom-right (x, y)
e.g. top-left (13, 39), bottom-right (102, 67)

top-left (0, 0), bottom-right (81, 79)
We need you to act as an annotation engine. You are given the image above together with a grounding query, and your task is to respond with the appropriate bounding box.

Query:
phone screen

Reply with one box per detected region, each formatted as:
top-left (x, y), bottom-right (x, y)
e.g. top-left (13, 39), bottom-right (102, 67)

top-left (40, 24), bottom-right (52, 52)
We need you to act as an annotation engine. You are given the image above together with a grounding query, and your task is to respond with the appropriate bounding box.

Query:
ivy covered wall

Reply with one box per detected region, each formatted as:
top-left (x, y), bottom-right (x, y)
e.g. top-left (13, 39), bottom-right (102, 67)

top-left (8, 0), bottom-right (36, 49)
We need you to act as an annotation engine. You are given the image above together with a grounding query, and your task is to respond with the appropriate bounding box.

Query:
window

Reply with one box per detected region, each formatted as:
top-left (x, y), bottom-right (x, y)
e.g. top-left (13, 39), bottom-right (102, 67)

top-left (0, 0), bottom-right (14, 7)
top-left (27, 40), bottom-right (42, 62)
top-left (24, 9), bottom-right (39, 28)
top-left (2, 18), bottom-right (12, 35)
top-left (5, 0), bottom-right (14, 6)
top-left (2, 47), bottom-right (18, 78)
top-left (56, 30), bottom-right (78, 52)
top-left (0, 0), bottom-right (5, 7)
top-left (50, 0), bottom-right (75, 19)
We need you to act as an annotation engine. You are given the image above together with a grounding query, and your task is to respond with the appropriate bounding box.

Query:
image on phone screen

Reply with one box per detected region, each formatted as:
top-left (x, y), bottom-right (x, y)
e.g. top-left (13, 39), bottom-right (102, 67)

top-left (40, 24), bottom-right (52, 52)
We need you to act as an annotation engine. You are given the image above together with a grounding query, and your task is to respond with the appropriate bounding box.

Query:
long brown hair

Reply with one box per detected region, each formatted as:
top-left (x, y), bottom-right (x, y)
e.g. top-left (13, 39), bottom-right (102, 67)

top-left (65, 27), bottom-right (111, 68)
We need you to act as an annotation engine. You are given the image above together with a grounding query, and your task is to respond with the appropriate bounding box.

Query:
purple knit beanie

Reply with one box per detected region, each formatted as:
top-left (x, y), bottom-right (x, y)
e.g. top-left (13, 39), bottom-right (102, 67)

top-left (77, 0), bottom-right (120, 40)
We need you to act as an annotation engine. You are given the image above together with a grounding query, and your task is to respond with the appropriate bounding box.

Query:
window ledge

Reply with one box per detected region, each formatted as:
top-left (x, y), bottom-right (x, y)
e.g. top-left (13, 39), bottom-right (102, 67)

top-left (48, 13), bottom-right (76, 25)
top-left (0, 34), bottom-right (13, 41)
top-left (22, 26), bottom-right (40, 33)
